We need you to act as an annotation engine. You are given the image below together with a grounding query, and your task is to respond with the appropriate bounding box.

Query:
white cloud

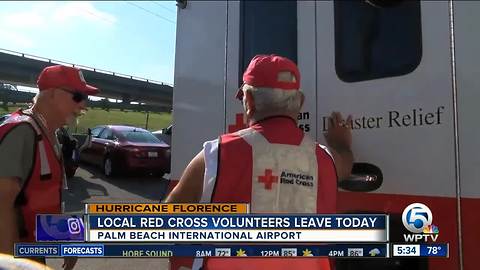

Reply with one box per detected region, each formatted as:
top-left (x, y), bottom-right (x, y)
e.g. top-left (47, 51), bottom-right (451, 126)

top-left (0, 2), bottom-right (117, 31)
top-left (0, 2), bottom-right (117, 50)
top-left (0, 29), bottom-right (34, 49)
top-left (2, 10), bottom-right (47, 28)
top-left (52, 2), bottom-right (117, 26)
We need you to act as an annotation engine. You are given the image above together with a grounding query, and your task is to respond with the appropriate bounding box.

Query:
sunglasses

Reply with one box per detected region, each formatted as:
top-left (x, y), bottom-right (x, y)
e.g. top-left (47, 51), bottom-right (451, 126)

top-left (236, 83), bottom-right (245, 101)
top-left (59, 88), bottom-right (88, 103)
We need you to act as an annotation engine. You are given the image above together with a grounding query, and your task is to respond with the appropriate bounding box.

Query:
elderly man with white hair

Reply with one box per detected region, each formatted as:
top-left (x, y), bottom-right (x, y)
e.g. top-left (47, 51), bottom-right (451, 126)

top-left (166, 54), bottom-right (353, 270)
top-left (0, 65), bottom-right (99, 270)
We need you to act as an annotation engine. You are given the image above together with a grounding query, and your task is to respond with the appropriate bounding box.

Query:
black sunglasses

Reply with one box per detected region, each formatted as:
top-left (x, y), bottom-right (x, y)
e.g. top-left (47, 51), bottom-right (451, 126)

top-left (59, 88), bottom-right (88, 103)
top-left (236, 83), bottom-right (245, 101)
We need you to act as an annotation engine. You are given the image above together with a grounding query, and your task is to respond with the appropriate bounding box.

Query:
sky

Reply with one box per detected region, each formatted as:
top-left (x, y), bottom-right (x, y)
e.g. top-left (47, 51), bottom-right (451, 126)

top-left (0, 1), bottom-right (177, 88)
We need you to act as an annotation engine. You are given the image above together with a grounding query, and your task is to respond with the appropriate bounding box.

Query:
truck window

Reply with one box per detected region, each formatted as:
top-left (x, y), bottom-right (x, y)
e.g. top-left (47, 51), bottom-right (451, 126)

top-left (240, 0), bottom-right (297, 76)
top-left (334, 0), bottom-right (422, 82)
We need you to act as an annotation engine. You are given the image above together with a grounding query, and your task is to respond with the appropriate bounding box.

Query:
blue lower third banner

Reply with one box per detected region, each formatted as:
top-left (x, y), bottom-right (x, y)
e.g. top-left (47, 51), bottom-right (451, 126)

top-left (36, 214), bottom-right (85, 241)
top-left (15, 243), bottom-right (388, 258)
top-left (87, 214), bottom-right (387, 242)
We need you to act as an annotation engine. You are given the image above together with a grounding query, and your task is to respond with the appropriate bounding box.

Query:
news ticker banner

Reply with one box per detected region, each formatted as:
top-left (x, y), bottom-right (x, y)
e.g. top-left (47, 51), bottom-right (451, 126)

top-left (35, 213), bottom-right (388, 243)
top-left (15, 243), bottom-right (389, 258)
top-left (87, 215), bottom-right (387, 242)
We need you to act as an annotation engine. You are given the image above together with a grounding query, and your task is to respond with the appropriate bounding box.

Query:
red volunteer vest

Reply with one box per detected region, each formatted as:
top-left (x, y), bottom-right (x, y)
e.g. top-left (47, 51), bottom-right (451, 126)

top-left (171, 117), bottom-right (337, 270)
top-left (0, 111), bottom-right (63, 242)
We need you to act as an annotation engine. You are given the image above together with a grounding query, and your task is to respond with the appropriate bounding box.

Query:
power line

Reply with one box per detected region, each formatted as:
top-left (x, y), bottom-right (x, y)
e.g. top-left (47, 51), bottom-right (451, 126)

top-left (78, 7), bottom-right (117, 25)
top-left (150, 1), bottom-right (176, 14)
top-left (126, 1), bottom-right (175, 24)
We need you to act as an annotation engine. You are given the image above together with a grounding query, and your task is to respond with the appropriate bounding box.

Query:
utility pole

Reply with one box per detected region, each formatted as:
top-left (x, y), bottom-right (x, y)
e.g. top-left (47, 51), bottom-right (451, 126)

top-left (145, 111), bottom-right (150, 130)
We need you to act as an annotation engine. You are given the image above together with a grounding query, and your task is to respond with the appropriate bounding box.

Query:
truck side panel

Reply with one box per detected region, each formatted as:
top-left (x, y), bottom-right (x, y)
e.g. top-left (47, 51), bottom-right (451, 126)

top-left (172, 1), bottom-right (228, 180)
top-left (453, 1), bottom-right (480, 269)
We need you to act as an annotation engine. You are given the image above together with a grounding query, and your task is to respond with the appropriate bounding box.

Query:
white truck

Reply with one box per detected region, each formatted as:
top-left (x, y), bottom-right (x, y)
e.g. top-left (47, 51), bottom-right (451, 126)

top-left (170, 1), bottom-right (479, 269)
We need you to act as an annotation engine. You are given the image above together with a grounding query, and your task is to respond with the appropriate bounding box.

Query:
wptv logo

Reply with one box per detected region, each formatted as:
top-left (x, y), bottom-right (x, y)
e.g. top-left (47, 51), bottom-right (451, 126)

top-left (402, 203), bottom-right (439, 242)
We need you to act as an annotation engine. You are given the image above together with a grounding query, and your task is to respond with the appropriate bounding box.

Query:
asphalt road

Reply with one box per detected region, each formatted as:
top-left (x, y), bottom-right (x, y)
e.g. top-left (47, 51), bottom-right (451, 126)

top-left (46, 163), bottom-right (171, 270)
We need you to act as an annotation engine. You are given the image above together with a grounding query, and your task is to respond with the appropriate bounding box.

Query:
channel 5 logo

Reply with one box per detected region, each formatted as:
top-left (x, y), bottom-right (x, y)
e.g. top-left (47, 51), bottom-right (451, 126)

top-left (402, 203), bottom-right (439, 242)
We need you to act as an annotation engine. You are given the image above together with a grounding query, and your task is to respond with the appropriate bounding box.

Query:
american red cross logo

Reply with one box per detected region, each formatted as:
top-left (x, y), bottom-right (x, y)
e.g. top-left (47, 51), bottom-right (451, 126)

top-left (228, 113), bottom-right (246, 133)
top-left (258, 169), bottom-right (278, 190)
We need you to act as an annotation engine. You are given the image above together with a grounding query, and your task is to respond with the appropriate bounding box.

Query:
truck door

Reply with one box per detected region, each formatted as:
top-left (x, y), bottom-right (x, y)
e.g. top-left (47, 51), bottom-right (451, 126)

top-left (314, 1), bottom-right (459, 270)
top-left (223, 1), bottom-right (460, 270)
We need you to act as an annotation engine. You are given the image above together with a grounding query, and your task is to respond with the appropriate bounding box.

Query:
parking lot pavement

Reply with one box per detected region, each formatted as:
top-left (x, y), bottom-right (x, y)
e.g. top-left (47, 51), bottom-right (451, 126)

top-left (46, 164), bottom-right (171, 270)
top-left (63, 163), bottom-right (170, 213)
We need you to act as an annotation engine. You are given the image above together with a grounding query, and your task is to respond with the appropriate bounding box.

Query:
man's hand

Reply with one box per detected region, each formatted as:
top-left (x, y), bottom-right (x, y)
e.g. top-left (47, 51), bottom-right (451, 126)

top-left (324, 111), bottom-right (352, 152)
top-left (62, 257), bottom-right (78, 270)
top-left (324, 112), bottom-right (354, 181)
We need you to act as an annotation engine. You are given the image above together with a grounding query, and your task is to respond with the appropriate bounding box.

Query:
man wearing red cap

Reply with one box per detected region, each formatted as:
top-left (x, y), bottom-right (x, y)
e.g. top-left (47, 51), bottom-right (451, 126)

top-left (0, 65), bottom-right (99, 269)
top-left (166, 55), bottom-right (353, 270)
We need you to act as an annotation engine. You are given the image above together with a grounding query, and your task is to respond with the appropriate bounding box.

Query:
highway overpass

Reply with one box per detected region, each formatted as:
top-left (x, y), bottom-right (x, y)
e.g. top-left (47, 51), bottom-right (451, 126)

top-left (0, 49), bottom-right (172, 110)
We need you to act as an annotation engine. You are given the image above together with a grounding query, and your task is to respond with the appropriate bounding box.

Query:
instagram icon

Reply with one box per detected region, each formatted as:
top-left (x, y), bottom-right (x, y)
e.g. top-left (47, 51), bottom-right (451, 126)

top-left (67, 218), bottom-right (84, 235)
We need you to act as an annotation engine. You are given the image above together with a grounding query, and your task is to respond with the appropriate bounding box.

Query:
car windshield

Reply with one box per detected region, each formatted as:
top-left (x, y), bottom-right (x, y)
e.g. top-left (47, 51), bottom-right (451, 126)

top-left (118, 130), bottom-right (161, 143)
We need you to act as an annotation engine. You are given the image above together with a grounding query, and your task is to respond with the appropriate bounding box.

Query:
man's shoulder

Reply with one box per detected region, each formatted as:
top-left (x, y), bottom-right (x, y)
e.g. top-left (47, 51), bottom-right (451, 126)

top-left (1, 120), bottom-right (36, 140)
top-left (2, 110), bottom-right (38, 130)
top-left (3, 110), bottom-right (32, 123)
top-left (203, 138), bottom-right (219, 151)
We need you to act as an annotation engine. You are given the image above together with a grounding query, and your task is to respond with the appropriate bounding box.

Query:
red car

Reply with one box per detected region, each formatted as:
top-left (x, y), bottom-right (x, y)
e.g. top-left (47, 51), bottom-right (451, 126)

top-left (80, 125), bottom-right (170, 177)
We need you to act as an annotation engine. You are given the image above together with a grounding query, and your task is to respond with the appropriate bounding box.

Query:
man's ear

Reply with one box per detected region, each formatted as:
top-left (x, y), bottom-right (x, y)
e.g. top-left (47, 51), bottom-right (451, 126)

top-left (245, 90), bottom-right (256, 118)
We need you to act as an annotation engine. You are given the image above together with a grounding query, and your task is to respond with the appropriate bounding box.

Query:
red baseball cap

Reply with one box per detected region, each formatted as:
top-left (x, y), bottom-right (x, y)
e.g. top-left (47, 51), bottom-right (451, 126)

top-left (236, 54), bottom-right (300, 99)
top-left (37, 65), bottom-right (99, 95)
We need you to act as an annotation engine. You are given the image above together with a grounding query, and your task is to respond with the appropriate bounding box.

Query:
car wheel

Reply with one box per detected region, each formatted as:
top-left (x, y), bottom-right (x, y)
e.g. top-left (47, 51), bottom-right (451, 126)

top-left (103, 157), bottom-right (114, 177)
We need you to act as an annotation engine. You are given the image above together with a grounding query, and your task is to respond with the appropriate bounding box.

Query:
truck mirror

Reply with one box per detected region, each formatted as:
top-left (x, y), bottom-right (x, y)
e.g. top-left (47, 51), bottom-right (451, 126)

top-left (339, 163), bottom-right (383, 192)
top-left (176, 0), bottom-right (187, 9)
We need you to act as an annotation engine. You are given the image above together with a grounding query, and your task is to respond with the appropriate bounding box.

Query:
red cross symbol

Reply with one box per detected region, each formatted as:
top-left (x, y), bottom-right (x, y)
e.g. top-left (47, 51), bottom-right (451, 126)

top-left (258, 169), bottom-right (278, 190)
top-left (228, 113), bottom-right (247, 133)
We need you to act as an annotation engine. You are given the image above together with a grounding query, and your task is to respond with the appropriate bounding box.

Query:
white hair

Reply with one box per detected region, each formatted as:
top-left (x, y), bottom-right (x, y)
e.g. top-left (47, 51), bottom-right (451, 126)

top-left (32, 90), bottom-right (47, 104)
top-left (242, 84), bottom-right (303, 122)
